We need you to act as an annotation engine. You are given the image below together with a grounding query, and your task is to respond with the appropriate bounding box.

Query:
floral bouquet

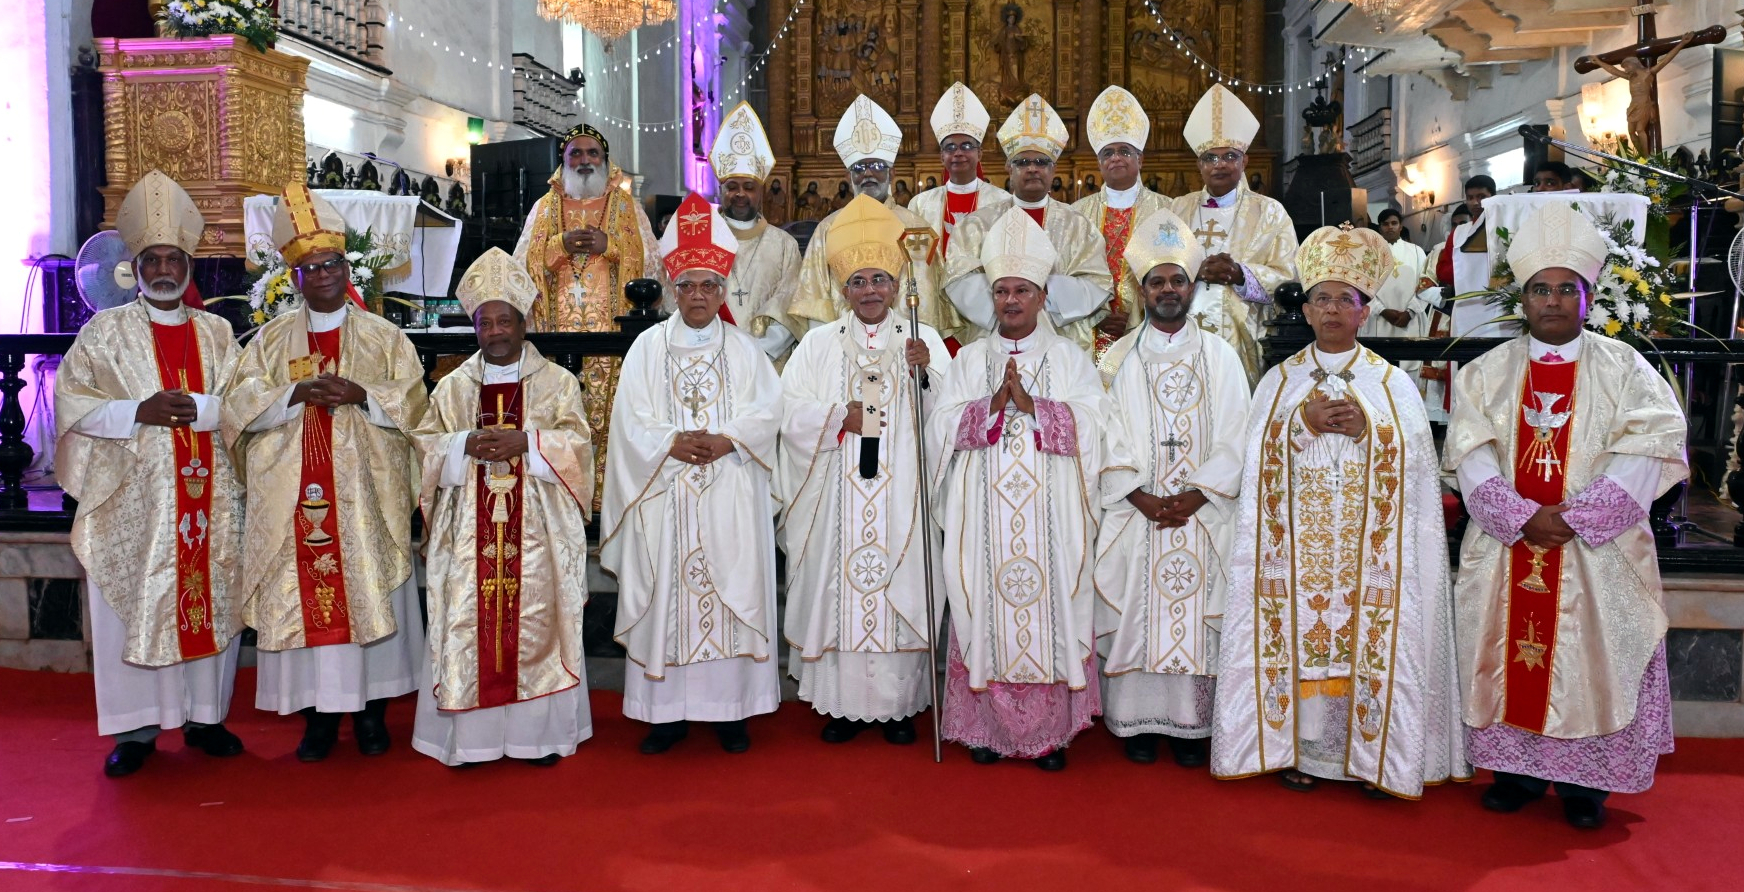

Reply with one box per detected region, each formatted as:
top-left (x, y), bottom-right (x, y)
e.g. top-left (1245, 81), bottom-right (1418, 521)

top-left (159, 1), bottom-right (279, 53)
top-left (240, 228), bottom-right (394, 326)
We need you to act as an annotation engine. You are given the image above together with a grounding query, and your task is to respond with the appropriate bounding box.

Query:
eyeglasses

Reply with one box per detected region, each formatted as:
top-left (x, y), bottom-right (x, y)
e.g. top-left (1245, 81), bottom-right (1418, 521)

top-left (1309, 294), bottom-right (1362, 309)
top-left (1526, 282), bottom-right (1587, 299)
top-left (294, 257), bottom-right (349, 277)
top-left (846, 273), bottom-right (895, 290)
top-left (1098, 146), bottom-right (1141, 160)
top-left (849, 160), bottom-right (891, 174)
top-left (673, 280), bottom-right (723, 296)
top-left (1197, 151), bottom-right (1244, 166)
top-left (940, 140), bottom-right (980, 154)
top-left (1009, 157), bottom-right (1054, 170)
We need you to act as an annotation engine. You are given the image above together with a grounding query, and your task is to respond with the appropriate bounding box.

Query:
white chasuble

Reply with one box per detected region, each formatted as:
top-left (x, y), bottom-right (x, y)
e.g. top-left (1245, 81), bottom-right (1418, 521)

top-left (778, 315), bottom-right (953, 718)
top-left (601, 318), bottom-right (783, 686)
top-left (1095, 323), bottom-right (1249, 682)
top-left (1213, 345), bottom-right (1469, 798)
top-left (723, 219), bottom-right (803, 363)
top-left (928, 327), bottom-right (1107, 691)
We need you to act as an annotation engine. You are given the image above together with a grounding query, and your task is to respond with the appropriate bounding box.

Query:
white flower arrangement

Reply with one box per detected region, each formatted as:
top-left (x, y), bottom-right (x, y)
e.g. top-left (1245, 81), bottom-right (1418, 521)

top-left (161, 0), bottom-right (279, 52)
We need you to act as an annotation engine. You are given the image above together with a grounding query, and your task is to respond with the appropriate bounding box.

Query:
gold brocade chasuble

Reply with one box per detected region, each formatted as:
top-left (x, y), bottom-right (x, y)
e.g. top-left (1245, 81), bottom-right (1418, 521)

top-left (56, 300), bottom-right (244, 667)
top-left (790, 196), bottom-right (964, 341)
top-left (1445, 334), bottom-right (1686, 739)
top-left (722, 219), bottom-right (803, 343)
top-left (1168, 184), bottom-right (1298, 383)
top-left (944, 197), bottom-right (1114, 354)
top-left (413, 345), bottom-right (595, 711)
top-left (1071, 187), bottom-right (1172, 357)
top-left (221, 308), bottom-right (428, 652)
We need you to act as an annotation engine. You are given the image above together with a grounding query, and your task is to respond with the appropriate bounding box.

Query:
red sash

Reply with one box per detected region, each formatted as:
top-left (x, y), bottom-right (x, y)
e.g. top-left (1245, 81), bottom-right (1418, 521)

top-left (149, 321), bottom-right (219, 660)
top-left (475, 382), bottom-right (526, 707)
top-left (717, 301), bottom-right (737, 326)
top-left (1021, 206), bottom-right (1046, 229)
top-left (941, 188), bottom-right (980, 255)
top-left (1096, 207), bottom-right (1137, 356)
top-left (292, 328), bottom-right (353, 647)
top-left (1502, 358), bottom-right (1577, 732)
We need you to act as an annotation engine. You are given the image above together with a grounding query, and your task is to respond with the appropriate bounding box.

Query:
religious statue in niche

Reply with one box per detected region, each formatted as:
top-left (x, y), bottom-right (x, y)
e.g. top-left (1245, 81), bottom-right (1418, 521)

top-left (1125, 15), bottom-right (1203, 123)
top-left (813, 1), bottom-right (899, 111)
top-left (765, 178), bottom-right (789, 227)
top-left (796, 181), bottom-right (822, 221)
top-left (996, 3), bottom-right (1030, 106)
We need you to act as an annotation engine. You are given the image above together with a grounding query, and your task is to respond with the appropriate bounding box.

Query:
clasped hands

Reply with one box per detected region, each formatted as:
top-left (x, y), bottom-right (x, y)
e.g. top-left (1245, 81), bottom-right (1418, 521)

top-left (1522, 505), bottom-right (1576, 550)
top-left (562, 226), bottom-right (607, 256)
top-left (1198, 253), bottom-right (1245, 288)
top-left (291, 374), bottom-right (368, 411)
top-left (136, 389), bottom-right (198, 427)
top-left (987, 358), bottom-right (1034, 419)
top-left (1127, 488), bottom-right (1209, 529)
top-left (1302, 392), bottom-right (1367, 439)
top-left (669, 430), bottom-right (734, 466)
top-left (465, 429), bottom-right (529, 462)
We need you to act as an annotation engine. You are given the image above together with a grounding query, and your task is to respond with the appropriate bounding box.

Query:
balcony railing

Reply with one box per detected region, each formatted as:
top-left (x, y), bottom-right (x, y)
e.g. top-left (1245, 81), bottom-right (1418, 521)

top-left (1348, 107), bottom-right (1393, 177)
top-left (305, 143), bottom-right (472, 218)
top-left (279, 0), bottom-right (386, 69)
top-left (513, 54), bottom-right (581, 139)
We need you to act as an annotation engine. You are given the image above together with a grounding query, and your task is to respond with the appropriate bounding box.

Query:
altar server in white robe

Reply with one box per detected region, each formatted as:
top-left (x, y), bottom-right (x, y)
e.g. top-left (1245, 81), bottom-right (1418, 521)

top-left (712, 101), bottom-right (804, 365)
top-left (56, 171), bottom-right (245, 777)
top-left (929, 208), bottom-right (1108, 771)
top-left (1445, 203), bottom-right (1685, 830)
top-left (1360, 208), bottom-right (1435, 385)
top-left (779, 195), bottom-right (952, 744)
top-left (1095, 207), bottom-right (1248, 769)
top-left (1213, 224), bottom-right (1469, 799)
top-left (410, 248), bottom-right (596, 767)
top-left (601, 194), bottom-right (785, 755)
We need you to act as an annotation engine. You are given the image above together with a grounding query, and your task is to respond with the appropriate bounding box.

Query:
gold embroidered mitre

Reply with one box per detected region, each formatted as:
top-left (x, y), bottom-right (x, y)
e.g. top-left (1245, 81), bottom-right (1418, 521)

top-left (271, 183), bottom-right (348, 268)
top-left (826, 194), bottom-right (907, 284)
top-left (115, 170), bottom-right (205, 257)
top-left (997, 94), bottom-right (1069, 160)
top-left (711, 101), bottom-right (776, 183)
top-left (1124, 207), bottom-right (1205, 281)
top-left (456, 247), bottom-right (539, 318)
top-left (1087, 85), bottom-right (1150, 154)
top-left (1508, 202), bottom-right (1609, 285)
top-left (659, 193), bottom-right (737, 280)
top-left (981, 206), bottom-right (1057, 287)
top-left (930, 81), bottom-right (992, 143)
top-left (833, 94), bottom-right (902, 167)
top-left (1184, 84), bottom-right (1260, 155)
top-left (1296, 224), bottom-right (1395, 298)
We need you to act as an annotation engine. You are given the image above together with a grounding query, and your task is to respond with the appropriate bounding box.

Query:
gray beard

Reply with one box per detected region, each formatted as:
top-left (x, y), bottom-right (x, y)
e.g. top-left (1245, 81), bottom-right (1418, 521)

top-left (140, 273), bottom-right (190, 303)
top-left (562, 167), bottom-right (606, 200)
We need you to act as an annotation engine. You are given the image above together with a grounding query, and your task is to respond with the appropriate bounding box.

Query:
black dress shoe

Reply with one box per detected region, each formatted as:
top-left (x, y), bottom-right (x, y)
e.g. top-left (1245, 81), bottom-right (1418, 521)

top-left (639, 721), bottom-right (689, 754)
top-left (882, 717), bottom-right (916, 745)
top-left (1167, 736), bottom-right (1208, 768)
top-left (103, 740), bottom-right (155, 778)
top-left (969, 747), bottom-right (1001, 764)
top-left (820, 717), bottom-right (865, 743)
top-left (521, 753), bottom-right (563, 767)
top-left (296, 710), bottom-right (342, 763)
top-left (1123, 734), bottom-right (1160, 764)
top-left (353, 699), bottom-right (391, 756)
top-left (1034, 749), bottom-right (1068, 771)
top-left (1481, 781), bottom-right (1545, 813)
top-left (182, 723), bottom-right (244, 758)
top-left (714, 720), bottom-right (751, 754)
top-left (1562, 797), bottom-right (1607, 829)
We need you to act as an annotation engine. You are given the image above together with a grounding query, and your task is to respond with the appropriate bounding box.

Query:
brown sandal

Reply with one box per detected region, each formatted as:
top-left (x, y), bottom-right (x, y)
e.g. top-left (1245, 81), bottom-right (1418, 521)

top-left (1278, 770), bottom-right (1317, 792)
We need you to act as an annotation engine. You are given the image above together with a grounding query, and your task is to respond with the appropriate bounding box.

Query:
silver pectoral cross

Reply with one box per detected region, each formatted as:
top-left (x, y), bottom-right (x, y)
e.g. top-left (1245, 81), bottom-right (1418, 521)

top-left (1160, 435), bottom-right (1187, 464)
top-left (1534, 453), bottom-right (1562, 481)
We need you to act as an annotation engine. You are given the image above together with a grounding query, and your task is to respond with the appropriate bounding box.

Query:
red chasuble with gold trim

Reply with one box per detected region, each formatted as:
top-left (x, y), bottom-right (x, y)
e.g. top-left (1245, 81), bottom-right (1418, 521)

top-left (150, 321), bottom-right (219, 660)
top-left (1503, 358), bottom-right (1577, 733)
top-left (292, 328), bottom-right (353, 647)
top-left (475, 382), bottom-right (526, 707)
top-left (1095, 207), bottom-right (1137, 356)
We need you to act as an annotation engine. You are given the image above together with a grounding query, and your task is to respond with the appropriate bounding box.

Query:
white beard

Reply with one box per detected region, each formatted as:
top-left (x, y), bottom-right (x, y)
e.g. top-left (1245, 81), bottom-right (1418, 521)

top-left (562, 167), bottom-right (606, 200)
top-left (141, 272), bottom-right (191, 303)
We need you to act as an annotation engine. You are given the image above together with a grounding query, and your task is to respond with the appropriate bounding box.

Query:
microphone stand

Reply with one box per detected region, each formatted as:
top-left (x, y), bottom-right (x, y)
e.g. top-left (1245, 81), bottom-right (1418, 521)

top-left (899, 227), bottom-right (944, 763)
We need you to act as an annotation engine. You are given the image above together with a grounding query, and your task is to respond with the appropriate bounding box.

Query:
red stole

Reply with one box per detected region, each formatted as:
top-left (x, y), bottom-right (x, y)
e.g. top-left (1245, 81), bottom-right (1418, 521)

top-left (717, 301), bottom-right (737, 326)
top-left (1096, 206), bottom-right (1137, 356)
top-left (149, 321), bottom-right (218, 660)
top-left (941, 187), bottom-right (980, 254)
top-left (1021, 206), bottom-right (1046, 228)
top-left (292, 328), bottom-right (353, 647)
top-left (1502, 358), bottom-right (1577, 733)
top-left (474, 381), bottom-right (526, 708)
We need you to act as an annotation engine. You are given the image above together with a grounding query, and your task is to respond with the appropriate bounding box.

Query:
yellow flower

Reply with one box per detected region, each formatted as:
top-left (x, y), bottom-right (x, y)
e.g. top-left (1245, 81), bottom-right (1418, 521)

top-left (1660, 293), bottom-right (1673, 306)
top-left (1616, 266), bottom-right (1638, 283)
top-left (1603, 319), bottom-right (1623, 337)
top-left (1636, 280), bottom-right (1650, 296)
top-left (1647, 178), bottom-right (1660, 190)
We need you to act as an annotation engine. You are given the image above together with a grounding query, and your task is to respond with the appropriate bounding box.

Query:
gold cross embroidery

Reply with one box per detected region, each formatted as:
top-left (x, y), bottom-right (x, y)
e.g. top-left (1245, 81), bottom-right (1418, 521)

top-left (1192, 219), bottom-right (1226, 250)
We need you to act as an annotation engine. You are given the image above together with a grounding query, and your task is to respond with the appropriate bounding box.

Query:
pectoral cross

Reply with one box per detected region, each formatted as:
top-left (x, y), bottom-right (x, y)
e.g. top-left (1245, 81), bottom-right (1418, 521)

top-left (730, 281), bottom-right (750, 306)
top-left (1534, 452), bottom-right (1561, 482)
top-left (1160, 434), bottom-right (1187, 464)
top-left (1193, 219), bottom-right (1226, 250)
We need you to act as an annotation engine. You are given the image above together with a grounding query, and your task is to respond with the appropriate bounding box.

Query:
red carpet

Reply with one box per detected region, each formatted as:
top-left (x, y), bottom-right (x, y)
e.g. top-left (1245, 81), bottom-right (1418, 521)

top-left (2, 667), bottom-right (1741, 892)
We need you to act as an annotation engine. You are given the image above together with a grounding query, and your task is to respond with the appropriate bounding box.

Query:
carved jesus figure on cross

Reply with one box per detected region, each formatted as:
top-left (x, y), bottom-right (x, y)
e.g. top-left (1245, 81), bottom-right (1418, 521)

top-left (1574, 9), bottom-right (1725, 154)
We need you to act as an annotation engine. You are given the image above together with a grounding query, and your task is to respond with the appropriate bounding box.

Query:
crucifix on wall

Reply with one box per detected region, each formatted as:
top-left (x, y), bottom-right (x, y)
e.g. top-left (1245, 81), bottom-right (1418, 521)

top-left (1573, 7), bottom-right (1726, 154)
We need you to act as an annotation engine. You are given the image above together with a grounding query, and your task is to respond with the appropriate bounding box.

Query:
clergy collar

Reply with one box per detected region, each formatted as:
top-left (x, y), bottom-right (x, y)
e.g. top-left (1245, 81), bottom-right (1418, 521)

top-left (946, 179), bottom-right (981, 194)
top-left (1139, 320), bottom-right (1196, 355)
top-left (481, 353), bottom-right (523, 382)
top-left (670, 315), bottom-right (723, 347)
top-left (1103, 182), bottom-right (1141, 209)
top-left (140, 298), bottom-right (189, 324)
top-left (1204, 187), bottom-right (1238, 208)
top-left (998, 329), bottom-right (1041, 354)
top-left (724, 215), bottom-right (760, 232)
top-left (1528, 332), bottom-right (1582, 362)
top-left (1312, 343), bottom-right (1359, 367)
top-left (1012, 195), bottom-right (1048, 210)
top-left (307, 303), bottom-right (348, 332)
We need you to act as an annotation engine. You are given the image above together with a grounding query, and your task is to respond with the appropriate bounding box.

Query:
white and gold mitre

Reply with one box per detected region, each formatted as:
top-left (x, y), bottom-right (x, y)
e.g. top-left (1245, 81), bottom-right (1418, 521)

top-left (833, 94), bottom-right (903, 167)
top-left (980, 207), bottom-right (1057, 287)
top-left (1508, 202), bottom-right (1609, 285)
top-left (930, 81), bottom-right (991, 143)
top-left (1296, 224), bottom-right (1395, 298)
top-left (1124, 207), bottom-right (1204, 282)
top-left (997, 94), bottom-right (1069, 161)
top-left (1087, 85), bottom-right (1149, 154)
top-left (1184, 84), bottom-right (1260, 155)
top-left (826, 195), bottom-right (908, 284)
top-left (711, 101), bottom-right (776, 183)
top-left (456, 247), bottom-right (539, 318)
top-left (115, 170), bottom-right (204, 257)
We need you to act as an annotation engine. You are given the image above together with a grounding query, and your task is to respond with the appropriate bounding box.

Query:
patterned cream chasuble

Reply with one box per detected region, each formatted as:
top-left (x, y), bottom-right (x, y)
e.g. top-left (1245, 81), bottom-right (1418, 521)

top-left (663, 333), bottom-right (757, 666)
top-left (1249, 348), bottom-right (1408, 754)
top-left (975, 347), bottom-right (1065, 685)
top-left (836, 331), bottom-right (910, 652)
top-left (1185, 199), bottom-right (1263, 381)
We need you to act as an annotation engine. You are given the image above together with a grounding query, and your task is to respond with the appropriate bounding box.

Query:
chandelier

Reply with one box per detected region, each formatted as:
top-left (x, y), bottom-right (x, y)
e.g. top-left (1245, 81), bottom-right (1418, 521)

top-left (539, 0), bottom-right (677, 43)
top-left (1348, 0), bottom-right (1404, 29)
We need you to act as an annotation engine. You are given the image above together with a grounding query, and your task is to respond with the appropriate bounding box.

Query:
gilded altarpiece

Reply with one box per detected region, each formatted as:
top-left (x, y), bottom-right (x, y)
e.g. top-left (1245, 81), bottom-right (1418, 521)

top-left (97, 36), bottom-right (310, 257)
top-left (763, 0), bottom-right (1274, 222)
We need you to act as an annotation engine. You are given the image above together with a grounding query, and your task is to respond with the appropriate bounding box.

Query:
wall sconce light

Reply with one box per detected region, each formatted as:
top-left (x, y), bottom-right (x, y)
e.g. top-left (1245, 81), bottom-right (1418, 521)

top-left (1578, 82), bottom-right (1622, 154)
top-left (467, 117), bottom-right (485, 145)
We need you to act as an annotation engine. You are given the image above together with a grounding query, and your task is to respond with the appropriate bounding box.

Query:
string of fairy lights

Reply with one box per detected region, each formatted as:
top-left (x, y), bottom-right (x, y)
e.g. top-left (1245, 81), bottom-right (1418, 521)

top-left (385, 7), bottom-right (717, 82)
top-left (1138, 0), bottom-right (1375, 94)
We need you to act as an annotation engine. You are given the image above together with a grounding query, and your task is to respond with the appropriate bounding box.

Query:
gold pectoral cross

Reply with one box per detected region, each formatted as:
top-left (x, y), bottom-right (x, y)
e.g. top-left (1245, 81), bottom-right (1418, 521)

top-left (1193, 218), bottom-right (1226, 250)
